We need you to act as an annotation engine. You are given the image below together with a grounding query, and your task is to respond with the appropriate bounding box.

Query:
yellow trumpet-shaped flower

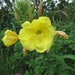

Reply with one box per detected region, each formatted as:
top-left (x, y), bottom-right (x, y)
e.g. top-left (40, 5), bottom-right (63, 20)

top-left (2, 30), bottom-right (18, 46)
top-left (19, 16), bottom-right (56, 53)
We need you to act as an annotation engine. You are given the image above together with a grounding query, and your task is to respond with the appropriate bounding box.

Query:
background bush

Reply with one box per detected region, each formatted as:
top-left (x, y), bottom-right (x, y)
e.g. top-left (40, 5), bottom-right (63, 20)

top-left (0, 0), bottom-right (75, 75)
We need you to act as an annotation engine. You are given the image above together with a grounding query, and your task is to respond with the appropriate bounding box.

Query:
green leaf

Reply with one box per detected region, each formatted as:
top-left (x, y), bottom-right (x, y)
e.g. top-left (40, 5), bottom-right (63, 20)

top-left (62, 54), bottom-right (75, 60)
top-left (47, 63), bottom-right (55, 75)
top-left (61, 66), bottom-right (75, 71)
top-left (14, 6), bottom-right (21, 20)
top-left (54, 54), bottom-right (66, 67)
top-left (59, 71), bottom-right (70, 75)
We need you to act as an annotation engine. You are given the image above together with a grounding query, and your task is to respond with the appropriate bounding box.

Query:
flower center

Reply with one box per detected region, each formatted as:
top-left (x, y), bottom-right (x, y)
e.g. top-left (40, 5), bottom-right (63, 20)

top-left (36, 30), bottom-right (41, 34)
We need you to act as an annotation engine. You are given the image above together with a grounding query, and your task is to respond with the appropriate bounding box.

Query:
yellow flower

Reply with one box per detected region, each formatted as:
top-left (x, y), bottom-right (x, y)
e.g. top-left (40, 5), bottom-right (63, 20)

top-left (19, 17), bottom-right (56, 53)
top-left (56, 31), bottom-right (68, 39)
top-left (2, 30), bottom-right (18, 46)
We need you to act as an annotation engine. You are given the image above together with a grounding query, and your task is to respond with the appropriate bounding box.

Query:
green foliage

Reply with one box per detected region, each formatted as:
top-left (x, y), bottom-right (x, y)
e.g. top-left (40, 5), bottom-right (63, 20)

top-left (0, 0), bottom-right (75, 75)
top-left (13, 0), bottom-right (30, 23)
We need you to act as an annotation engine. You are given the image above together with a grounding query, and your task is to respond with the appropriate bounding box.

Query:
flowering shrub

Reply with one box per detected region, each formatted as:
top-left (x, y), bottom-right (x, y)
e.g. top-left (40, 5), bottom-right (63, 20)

top-left (2, 16), bottom-right (56, 53)
top-left (2, 16), bottom-right (68, 53)
top-left (0, 0), bottom-right (75, 75)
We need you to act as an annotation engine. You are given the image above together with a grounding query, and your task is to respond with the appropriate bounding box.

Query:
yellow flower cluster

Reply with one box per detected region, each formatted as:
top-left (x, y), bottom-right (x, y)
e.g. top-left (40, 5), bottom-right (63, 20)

top-left (2, 17), bottom-right (56, 53)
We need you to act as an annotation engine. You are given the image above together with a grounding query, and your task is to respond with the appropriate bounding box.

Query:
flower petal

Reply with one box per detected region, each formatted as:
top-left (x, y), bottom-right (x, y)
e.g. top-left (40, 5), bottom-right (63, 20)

top-left (35, 36), bottom-right (46, 53)
top-left (39, 16), bottom-right (51, 26)
top-left (31, 19), bottom-right (49, 31)
top-left (48, 25), bottom-right (56, 36)
top-left (42, 29), bottom-right (54, 49)
top-left (20, 36), bottom-right (36, 51)
top-left (22, 21), bottom-right (30, 28)
top-left (20, 40), bottom-right (34, 51)
top-left (19, 25), bottom-right (35, 41)
top-left (46, 37), bottom-right (54, 50)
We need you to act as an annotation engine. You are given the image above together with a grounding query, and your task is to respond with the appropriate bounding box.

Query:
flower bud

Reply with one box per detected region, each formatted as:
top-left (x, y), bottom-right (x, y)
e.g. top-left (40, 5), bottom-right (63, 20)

top-left (23, 48), bottom-right (27, 55)
top-left (56, 31), bottom-right (68, 39)
top-left (29, 1), bottom-right (35, 22)
top-left (2, 30), bottom-right (18, 46)
top-left (38, 0), bottom-right (42, 16)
